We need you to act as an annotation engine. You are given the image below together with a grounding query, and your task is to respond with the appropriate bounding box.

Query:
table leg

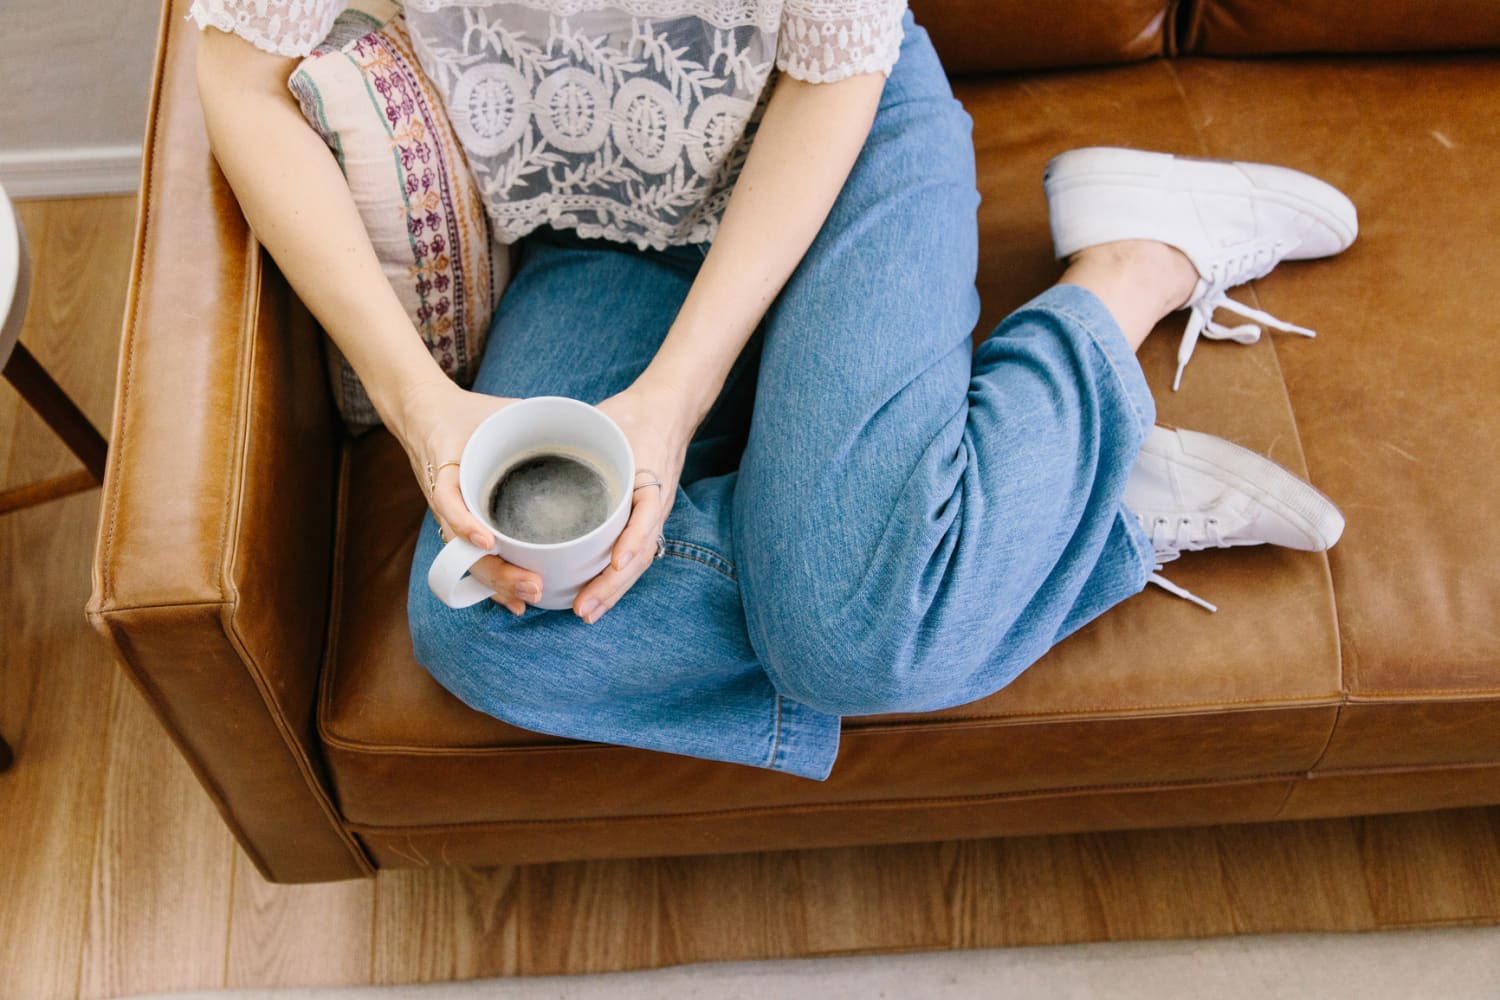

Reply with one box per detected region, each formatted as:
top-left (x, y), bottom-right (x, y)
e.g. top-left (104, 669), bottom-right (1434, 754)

top-left (3, 340), bottom-right (108, 481)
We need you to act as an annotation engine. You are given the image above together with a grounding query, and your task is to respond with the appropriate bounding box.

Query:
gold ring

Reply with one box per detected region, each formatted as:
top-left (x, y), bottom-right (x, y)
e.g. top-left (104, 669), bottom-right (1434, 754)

top-left (424, 460), bottom-right (462, 497)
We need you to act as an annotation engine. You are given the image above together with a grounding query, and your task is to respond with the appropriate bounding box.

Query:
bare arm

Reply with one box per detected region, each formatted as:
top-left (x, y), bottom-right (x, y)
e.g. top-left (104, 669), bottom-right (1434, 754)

top-left (195, 27), bottom-right (540, 612)
top-left (194, 27), bottom-right (448, 427)
top-left (641, 70), bottom-right (886, 425)
top-left (576, 68), bottom-right (886, 621)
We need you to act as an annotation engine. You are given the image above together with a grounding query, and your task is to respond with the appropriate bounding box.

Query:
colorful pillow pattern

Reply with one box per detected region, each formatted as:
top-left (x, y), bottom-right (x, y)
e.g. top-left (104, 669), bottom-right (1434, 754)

top-left (289, 3), bottom-right (510, 435)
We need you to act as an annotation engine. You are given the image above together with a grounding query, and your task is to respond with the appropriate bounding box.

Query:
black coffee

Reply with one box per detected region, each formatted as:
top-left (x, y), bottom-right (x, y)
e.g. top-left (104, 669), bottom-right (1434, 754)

top-left (487, 452), bottom-right (612, 544)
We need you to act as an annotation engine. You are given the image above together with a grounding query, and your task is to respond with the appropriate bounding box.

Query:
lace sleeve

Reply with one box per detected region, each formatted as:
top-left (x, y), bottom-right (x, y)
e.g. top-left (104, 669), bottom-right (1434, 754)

top-left (776, 0), bottom-right (907, 84)
top-left (187, 0), bottom-right (346, 58)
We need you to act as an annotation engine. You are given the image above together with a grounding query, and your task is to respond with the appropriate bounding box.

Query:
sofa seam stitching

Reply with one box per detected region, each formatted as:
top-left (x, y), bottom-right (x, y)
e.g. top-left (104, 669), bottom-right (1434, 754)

top-left (317, 698), bottom-right (1350, 754)
top-left (341, 772), bottom-right (1301, 832)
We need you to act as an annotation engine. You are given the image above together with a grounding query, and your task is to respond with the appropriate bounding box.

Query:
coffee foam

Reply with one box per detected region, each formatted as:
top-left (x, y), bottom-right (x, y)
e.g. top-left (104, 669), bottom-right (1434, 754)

top-left (482, 447), bottom-right (620, 545)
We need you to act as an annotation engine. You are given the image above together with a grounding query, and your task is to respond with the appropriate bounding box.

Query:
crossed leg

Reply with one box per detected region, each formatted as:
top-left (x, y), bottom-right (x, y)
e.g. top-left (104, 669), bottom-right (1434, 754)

top-left (731, 21), bottom-right (1160, 718)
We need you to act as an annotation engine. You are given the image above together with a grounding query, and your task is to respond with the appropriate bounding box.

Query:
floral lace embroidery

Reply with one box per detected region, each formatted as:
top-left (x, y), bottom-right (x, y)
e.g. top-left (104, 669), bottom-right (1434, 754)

top-left (777, 2), bottom-right (905, 84)
top-left (187, 0), bottom-right (346, 58)
top-left (191, 0), bottom-right (908, 249)
top-left (406, 4), bottom-right (785, 249)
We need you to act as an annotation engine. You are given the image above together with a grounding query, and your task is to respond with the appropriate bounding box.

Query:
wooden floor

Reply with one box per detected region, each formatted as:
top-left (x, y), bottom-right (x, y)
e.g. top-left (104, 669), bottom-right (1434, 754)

top-left (1, 196), bottom-right (1498, 999)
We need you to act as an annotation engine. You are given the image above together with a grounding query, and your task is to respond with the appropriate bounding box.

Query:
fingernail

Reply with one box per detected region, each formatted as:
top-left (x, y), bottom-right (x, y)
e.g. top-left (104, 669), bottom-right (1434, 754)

top-left (517, 582), bottom-right (540, 601)
top-left (577, 598), bottom-right (600, 622)
top-left (614, 549), bottom-right (635, 571)
top-left (469, 531), bottom-right (491, 549)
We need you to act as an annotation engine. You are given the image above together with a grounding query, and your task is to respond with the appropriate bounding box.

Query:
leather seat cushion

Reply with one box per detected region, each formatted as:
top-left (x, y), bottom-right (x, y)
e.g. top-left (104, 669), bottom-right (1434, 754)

top-left (1162, 55), bottom-right (1500, 771)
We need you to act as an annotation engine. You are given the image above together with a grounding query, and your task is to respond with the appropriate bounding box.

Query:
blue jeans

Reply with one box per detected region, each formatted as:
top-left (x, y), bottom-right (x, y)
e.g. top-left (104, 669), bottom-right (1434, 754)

top-left (406, 10), bottom-right (1158, 781)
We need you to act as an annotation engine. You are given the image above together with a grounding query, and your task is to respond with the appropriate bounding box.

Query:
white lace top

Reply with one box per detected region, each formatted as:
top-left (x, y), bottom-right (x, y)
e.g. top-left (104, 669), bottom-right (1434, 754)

top-left (190, 0), bottom-right (908, 249)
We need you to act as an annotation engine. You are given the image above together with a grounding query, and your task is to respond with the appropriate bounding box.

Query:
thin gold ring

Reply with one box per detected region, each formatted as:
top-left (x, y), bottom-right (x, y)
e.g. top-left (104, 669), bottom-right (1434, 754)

top-left (425, 459), bottom-right (461, 497)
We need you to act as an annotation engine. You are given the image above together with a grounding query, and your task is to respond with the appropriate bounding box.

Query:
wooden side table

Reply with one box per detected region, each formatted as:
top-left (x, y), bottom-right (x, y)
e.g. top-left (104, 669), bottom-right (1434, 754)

top-left (1, 184), bottom-right (112, 771)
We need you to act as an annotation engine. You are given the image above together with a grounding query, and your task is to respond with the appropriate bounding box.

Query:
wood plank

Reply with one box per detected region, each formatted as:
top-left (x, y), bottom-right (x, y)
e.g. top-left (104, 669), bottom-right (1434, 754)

top-left (789, 845), bottom-right (951, 956)
top-left (366, 811), bottom-right (1500, 982)
top-left (0, 489), bottom-right (118, 1000)
top-left (1207, 818), bottom-right (1377, 935)
top-left (650, 851), bottom-right (811, 965)
top-left (225, 851), bottom-right (376, 989)
top-left (0, 195), bottom-right (134, 1000)
top-left (78, 671), bottom-right (238, 1000)
top-left (516, 860), bottom-right (668, 975)
top-left (372, 865), bottom-right (523, 984)
top-left (1356, 810), bottom-right (1500, 929)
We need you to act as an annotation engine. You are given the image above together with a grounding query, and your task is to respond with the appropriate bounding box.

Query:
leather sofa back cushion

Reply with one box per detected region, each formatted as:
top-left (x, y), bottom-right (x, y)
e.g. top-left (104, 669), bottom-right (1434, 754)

top-left (909, 0), bottom-right (1169, 75)
top-left (1184, 0), bottom-right (1500, 55)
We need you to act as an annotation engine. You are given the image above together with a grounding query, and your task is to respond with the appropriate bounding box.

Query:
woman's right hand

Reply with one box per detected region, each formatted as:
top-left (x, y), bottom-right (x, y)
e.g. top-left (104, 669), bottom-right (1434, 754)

top-left (393, 378), bottom-right (543, 616)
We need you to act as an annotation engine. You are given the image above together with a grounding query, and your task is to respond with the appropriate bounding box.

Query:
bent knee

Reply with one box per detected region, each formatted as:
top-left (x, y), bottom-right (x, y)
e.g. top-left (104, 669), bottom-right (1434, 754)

top-left (757, 619), bottom-right (984, 717)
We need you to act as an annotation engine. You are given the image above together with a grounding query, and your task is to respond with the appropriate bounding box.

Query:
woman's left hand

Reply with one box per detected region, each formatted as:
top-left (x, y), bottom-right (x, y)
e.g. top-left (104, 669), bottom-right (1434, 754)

top-left (572, 381), bottom-right (695, 624)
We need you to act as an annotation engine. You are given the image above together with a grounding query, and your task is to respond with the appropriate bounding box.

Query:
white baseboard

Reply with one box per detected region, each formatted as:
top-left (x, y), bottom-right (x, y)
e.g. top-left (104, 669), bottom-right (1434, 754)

top-left (0, 146), bottom-right (142, 200)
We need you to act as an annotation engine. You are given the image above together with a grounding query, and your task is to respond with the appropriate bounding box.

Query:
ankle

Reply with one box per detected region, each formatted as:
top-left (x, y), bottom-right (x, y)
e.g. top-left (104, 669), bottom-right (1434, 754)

top-left (1070, 240), bottom-right (1198, 315)
top-left (1060, 240), bottom-right (1200, 352)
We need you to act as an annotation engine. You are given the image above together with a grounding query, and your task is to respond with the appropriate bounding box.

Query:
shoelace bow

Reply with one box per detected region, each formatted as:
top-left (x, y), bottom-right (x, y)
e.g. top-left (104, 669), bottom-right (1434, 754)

top-left (1142, 514), bottom-right (1230, 613)
top-left (1174, 241), bottom-right (1315, 391)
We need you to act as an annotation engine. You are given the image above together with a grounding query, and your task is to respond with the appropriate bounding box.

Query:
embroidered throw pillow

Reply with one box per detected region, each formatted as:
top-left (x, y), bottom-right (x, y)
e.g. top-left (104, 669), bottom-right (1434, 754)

top-left (289, 3), bottom-right (509, 435)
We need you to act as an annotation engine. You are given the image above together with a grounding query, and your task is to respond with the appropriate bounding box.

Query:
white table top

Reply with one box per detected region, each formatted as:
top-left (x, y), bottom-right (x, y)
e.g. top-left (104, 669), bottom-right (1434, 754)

top-left (0, 180), bottom-right (31, 367)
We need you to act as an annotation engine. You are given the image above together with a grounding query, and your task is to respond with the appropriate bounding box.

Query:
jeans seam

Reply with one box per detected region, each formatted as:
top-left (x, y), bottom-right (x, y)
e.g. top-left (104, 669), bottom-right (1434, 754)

top-left (1045, 301), bottom-right (1151, 432)
top-left (660, 539), bottom-right (737, 582)
top-left (766, 694), bottom-right (785, 768)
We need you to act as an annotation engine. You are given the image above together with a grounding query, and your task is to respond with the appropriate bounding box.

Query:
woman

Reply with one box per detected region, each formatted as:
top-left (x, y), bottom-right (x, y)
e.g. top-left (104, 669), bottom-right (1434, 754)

top-left (193, 0), bottom-right (1354, 780)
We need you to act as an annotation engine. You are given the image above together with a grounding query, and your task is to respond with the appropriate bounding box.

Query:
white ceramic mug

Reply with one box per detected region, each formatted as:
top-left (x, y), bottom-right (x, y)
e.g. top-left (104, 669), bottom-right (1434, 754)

top-left (426, 396), bottom-right (634, 610)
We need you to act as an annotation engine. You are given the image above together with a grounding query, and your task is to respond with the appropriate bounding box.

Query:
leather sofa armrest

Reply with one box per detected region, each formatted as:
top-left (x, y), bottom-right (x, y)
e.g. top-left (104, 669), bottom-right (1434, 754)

top-left (85, 0), bottom-right (370, 883)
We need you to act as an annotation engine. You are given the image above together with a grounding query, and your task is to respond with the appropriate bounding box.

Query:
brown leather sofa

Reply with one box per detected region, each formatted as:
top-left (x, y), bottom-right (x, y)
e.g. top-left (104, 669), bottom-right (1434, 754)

top-left (86, 0), bottom-right (1500, 883)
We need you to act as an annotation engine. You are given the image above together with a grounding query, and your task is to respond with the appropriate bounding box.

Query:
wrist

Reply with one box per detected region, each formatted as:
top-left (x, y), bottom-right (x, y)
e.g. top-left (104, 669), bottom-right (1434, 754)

top-left (632, 364), bottom-right (716, 439)
top-left (383, 372), bottom-right (459, 443)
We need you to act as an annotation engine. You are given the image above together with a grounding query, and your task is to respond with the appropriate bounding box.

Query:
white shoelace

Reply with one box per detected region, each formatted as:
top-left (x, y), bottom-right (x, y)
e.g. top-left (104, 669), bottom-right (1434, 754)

top-left (1140, 514), bottom-right (1231, 613)
top-left (1174, 242), bottom-right (1316, 391)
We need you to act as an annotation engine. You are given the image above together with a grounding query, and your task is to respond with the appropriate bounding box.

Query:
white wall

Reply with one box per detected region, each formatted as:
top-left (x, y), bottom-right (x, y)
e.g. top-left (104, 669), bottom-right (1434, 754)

top-left (0, 0), bottom-right (163, 198)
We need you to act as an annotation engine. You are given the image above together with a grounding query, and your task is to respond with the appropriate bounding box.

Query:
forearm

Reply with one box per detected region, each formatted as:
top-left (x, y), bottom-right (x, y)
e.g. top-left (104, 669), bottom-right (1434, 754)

top-left (195, 28), bottom-right (445, 434)
top-left (637, 70), bottom-right (887, 429)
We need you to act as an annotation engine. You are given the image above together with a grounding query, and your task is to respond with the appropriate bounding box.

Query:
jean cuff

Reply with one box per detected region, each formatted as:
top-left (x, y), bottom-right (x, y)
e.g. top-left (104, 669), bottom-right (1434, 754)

top-left (1031, 284), bottom-right (1157, 437)
top-left (766, 695), bottom-right (842, 781)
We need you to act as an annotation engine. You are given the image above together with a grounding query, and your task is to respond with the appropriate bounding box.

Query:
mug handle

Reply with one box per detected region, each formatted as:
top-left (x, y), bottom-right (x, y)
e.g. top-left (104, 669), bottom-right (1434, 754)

top-left (427, 536), bottom-right (498, 609)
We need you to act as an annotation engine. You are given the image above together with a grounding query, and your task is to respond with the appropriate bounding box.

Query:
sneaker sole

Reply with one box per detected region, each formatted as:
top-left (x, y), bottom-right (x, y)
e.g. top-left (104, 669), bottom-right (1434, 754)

top-left (1045, 147), bottom-right (1359, 258)
top-left (1145, 426), bottom-right (1346, 550)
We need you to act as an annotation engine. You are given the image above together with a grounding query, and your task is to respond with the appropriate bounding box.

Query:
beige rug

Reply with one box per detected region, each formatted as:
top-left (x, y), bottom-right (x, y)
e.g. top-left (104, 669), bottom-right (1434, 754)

top-left (125, 925), bottom-right (1500, 999)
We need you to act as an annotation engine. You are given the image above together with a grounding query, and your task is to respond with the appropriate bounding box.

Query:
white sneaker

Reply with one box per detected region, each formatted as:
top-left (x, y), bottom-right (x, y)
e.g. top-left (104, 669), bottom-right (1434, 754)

top-left (1124, 425), bottom-right (1346, 612)
top-left (1045, 147), bottom-right (1358, 390)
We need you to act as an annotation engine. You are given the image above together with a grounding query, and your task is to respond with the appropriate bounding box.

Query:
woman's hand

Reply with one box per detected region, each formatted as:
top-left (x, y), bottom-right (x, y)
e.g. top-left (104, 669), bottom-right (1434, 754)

top-left (572, 380), bottom-right (696, 624)
top-left (394, 378), bottom-right (543, 616)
